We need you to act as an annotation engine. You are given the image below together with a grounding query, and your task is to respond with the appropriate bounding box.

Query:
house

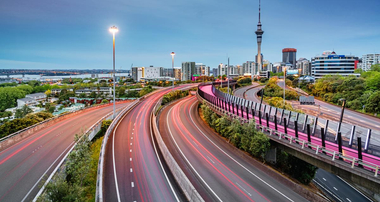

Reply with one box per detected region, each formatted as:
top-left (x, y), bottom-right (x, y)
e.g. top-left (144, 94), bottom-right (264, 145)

top-left (17, 93), bottom-right (47, 108)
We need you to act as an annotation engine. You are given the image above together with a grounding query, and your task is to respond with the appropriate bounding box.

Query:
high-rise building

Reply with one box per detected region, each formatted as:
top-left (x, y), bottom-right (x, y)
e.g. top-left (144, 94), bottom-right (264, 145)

top-left (244, 61), bottom-right (256, 76)
top-left (174, 68), bottom-right (181, 81)
top-left (218, 63), bottom-right (226, 76)
top-left (181, 62), bottom-right (196, 81)
top-left (131, 67), bottom-right (144, 82)
top-left (212, 68), bottom-right (218, 77)
top-left (255, 0), bottom-right (264, 72)
top-left (195, 63), bottom-right (210, 76)
top-left (282, 48), bottom-right (297, 68)
top-left (296, 58), bottom-right (311, 75)
top-left (311, 51), bottom-right (359, 79)
top-left (162, 68), bottom-right (174, 78)
top-left (361, 54), bottom-right (380, 71)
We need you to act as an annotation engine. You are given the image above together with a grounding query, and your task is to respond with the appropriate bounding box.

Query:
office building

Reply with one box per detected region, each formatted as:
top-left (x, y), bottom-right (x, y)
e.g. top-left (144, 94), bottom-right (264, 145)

top-left (311, 51), bottom-right (359, 79)
top-left (195, 63), bottom-right (210, 76)
top-left (145, 66), bottom-right (163, 79)
top-left (212, 68), bottom-right (218, 77)
top-left (132, 67), bottom-right (144, 82)
top-left (361, 54), bottom-right (380, 71)
top-left (218, 63), bottom-right (226, 76)
top-left (282, 48), bottom-right (297, 68)
top-left (296, 58), bottom-right (311, 75)
top-left (182, 62), bottom-right (196, 81)
top-left (174, 68), bottom-right (181, 81)
top-left (243, 61), bottom-right (257, 76)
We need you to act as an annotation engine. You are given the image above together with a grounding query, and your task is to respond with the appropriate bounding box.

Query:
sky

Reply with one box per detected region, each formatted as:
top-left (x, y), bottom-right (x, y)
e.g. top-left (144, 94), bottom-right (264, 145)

top-left (0, 0), bottom-right (379, 70)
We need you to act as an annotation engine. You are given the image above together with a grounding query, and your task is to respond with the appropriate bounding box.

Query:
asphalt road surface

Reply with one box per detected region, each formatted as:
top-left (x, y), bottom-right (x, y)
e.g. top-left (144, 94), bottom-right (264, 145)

top-left (313, 169), bottom-right (372, 202)
top-left (103, 85), bottom-right (195, 202)
top-left (159, 95), bottom-right (307, 202)
top-left (0, 102), bottom-right (131, 202)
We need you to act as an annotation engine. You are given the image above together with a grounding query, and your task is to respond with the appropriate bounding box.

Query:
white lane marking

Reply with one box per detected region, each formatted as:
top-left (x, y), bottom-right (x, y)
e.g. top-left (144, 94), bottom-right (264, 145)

top-left (113, 113), bottom-right (127, 202)
top-left (130, 149), bottom-right (132, 152)
top-left (336, 176), bottom-right (374, 202)
top-left (167, 107), bottom-right (222, 202)
top-left (130, 143), bottom-right (132, 145)
top-left (206, 156), bottom-right (215, 164)
top-left (131, 182), bottom-right (134, 187)
top-left (130, 168), bottom-right (133, 172)
top-left (236, 182), bottom-right (252, 197)
top-left (313, 180), bottom-right (342, 202)
top-left (150, 107), bottom-right (180, 202)
top-left (323, 178), bottom-right (326, 181)
top-left (130, 158), bottom-right (132, 161)
top-left (188, 100), bottom-right (294, 202)
top-left (346, 198), bottom-right (351, 202)
top-left (333, 187), bottom-right (338, 191)
top-left (193, 141), bottom-right (198, 147)
top-left (24, 142), bottom-right (74, 202)
top-left (131, 137), bottom-right (133, 139)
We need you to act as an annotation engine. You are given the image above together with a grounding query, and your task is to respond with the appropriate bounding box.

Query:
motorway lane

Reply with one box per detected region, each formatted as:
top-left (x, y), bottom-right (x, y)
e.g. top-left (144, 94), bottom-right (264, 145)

top-left (277, 80), bottom-right (380, 131)
top-left (0, 102), bottom-right (131, 202)
top-left (159, 96), bottom-right (307, 202)
top-left (313, 169), bottom-right (372, 202)
top-left (233, 83), bottom-right (263, 104)
top-left (103, 85), bottom-right (196, 202)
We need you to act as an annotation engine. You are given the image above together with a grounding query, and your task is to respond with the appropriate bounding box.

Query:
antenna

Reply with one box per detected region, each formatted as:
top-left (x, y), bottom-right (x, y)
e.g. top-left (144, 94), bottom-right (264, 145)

top-left (259, 0), bottom-right (261, 23)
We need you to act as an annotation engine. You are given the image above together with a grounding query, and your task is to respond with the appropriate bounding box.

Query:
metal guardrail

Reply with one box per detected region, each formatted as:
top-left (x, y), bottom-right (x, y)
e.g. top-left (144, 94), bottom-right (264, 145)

top-left (197, 85), bottom-right (380, 178)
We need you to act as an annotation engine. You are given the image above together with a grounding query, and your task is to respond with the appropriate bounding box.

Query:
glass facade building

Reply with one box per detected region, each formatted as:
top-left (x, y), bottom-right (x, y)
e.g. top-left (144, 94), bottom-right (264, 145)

top-left (282, 48), bottom-right (297, 68)
top-left (311, 51), bottom-right (359, 79)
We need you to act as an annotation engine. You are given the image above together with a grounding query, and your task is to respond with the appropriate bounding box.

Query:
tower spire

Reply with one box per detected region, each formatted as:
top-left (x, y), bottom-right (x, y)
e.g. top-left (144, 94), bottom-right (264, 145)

top-left (259, 0), bottom-right (261, 23)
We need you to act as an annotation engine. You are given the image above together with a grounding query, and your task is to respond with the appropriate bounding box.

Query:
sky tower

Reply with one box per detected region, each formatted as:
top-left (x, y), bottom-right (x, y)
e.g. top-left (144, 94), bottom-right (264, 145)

top-left (255, 0), bottom-right (264, 73)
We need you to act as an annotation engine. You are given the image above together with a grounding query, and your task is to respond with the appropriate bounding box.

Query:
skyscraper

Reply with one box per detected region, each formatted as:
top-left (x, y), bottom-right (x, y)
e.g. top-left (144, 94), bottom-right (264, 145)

top-left (255, 0), bottom-right (264, 73)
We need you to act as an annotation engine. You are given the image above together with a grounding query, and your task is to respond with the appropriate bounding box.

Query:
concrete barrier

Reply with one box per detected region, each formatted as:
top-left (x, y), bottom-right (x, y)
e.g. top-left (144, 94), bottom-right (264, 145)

top-left (151, 98), bottom-right (204, 202)
top-left (0, 101), bottom-right (129, 152)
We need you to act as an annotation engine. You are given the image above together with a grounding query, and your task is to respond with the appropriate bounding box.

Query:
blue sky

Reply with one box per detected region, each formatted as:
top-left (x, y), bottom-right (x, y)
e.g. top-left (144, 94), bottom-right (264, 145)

top-left (0, 0), bottom-right (379, 70)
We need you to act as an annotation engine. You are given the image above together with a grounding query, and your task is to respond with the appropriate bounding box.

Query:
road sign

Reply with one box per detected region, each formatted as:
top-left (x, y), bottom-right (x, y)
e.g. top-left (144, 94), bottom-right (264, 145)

top-left (300, 96), bottom-right (315, 105)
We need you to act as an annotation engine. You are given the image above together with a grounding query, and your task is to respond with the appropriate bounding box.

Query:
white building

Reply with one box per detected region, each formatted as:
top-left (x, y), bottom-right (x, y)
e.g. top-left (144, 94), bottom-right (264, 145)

top-left (132, 67), bottom-right (145, 82)
top-left (296, 58), bottom-right (311, 75)
top-left (218, 63), bottom-right (226, 76)
top-left (17, 93), bottom-right (47, 108)
top-left (361, 54), bottom-right (380, 71)
top-left (311, 51), bottom-right (359, 79)
top-left (144, 66), bottom-right (163, 79)
top-left (195, 63), bottom-right (210, 76)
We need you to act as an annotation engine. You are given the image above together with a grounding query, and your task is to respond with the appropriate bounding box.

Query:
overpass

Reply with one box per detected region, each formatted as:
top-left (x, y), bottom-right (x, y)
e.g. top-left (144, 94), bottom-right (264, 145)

top-left (197, 84), bottom-right (380, 200)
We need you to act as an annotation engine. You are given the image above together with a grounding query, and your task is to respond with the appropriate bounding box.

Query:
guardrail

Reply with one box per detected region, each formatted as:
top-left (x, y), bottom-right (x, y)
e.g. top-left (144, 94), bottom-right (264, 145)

top-left (0, 101), bottom-right (130, 151)
top-left (151, 97), bottom-right (204, 202)
top-left (197, 84), bottom-right (380, 178)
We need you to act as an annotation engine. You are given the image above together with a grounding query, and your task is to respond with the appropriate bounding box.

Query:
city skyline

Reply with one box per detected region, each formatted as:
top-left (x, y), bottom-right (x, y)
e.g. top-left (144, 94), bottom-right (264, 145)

top-left (0, 0), bottom-right (380, 69)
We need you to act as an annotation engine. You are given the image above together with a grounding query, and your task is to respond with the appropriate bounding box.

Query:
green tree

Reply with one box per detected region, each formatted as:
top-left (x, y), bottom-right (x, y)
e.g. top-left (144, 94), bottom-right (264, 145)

top-left (15, 105), bottom-right (33, 118)
top-left (365, 91), bottom-right (380, 113)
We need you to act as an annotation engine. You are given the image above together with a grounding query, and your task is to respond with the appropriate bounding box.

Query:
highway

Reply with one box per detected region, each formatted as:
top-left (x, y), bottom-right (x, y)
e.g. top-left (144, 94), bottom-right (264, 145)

top-left (103, 85), bottom-right (195, 202)
top-left (0, 102), bottom-right (131, 202)
top-left (313, 169), bottom-right (371, 202)
top-left (233, 83), bottom-right (375, 201)
top-left (277, 80), bottom-right (380, 131)
top-left (159, 95), bottom-right (307, 202)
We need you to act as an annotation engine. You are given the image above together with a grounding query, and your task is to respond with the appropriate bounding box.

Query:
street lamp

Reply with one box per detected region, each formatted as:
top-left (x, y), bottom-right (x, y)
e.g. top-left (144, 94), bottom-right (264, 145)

top-left (109, 26), bottom-right (118, 119)
top-left (171, 52), bottom-right (175, 90)
top-left (283, 66), bottom-right (287, 108)
top-left (336, 98), bottom-right (346, 140)
top-left (227, 57), bottom-right (230, 94)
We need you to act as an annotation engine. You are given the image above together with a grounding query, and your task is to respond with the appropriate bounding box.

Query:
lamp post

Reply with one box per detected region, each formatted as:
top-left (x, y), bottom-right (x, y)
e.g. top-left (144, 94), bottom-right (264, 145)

top-left (283, 66), bottom-right (287, 108)
top-left (227, 57), bottom-right (230, 94)
top-left (171, 52), bottom-right (175, 90)
top-left (109, 26), bottom-right (118, 119)
top-left (337, 98), bottom-right (346, 133)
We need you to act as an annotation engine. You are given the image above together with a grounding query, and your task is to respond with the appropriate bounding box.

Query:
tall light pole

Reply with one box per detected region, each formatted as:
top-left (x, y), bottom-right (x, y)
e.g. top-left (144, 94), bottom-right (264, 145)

top-left (171, 52), bottom-right (175, 90)
top-left (109, 26), bottom-right (118, 119)
top-left (283, 66), bottom-right (287, 108)
top-left (227, 57), bottom-right (230, 94)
